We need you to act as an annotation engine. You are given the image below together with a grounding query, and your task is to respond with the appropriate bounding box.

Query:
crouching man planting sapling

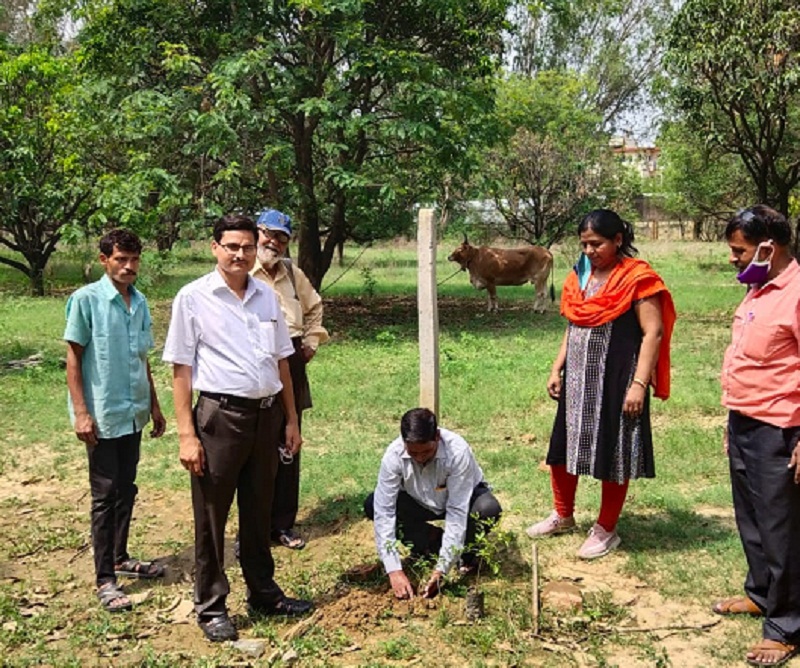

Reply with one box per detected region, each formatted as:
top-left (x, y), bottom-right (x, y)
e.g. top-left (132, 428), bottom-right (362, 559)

top-left (364, 408), bottom-right (502, 599)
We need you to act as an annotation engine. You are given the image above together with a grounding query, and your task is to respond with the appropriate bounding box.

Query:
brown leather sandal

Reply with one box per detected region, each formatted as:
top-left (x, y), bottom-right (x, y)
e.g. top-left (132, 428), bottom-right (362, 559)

top-left (746, 639), bottom-right (799, 667)
top-left (711, 595), bottom-right (761, 616)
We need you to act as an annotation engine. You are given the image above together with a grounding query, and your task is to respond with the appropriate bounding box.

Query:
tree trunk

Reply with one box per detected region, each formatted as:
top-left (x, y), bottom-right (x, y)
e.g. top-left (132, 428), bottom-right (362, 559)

top-left (29, 262), bottom-right (45, 296)
top-left (775, 188), bottom-right (790, 218)
top-left (156, 210), bottom-right (181, 251)
top-left (294, 113), bottom-right (325, 289)
top-left (319, 191), bottom-right (346, 283)
top-left (795, 222), bottom-right (800, 259)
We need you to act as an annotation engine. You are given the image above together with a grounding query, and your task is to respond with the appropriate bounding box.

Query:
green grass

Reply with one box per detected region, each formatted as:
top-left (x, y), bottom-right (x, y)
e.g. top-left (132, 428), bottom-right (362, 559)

top-left (0, 236), bottom-right (751, 665)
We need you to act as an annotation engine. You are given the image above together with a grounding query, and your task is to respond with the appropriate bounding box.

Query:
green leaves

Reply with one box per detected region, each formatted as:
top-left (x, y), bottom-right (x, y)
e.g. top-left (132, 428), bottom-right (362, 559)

top-left (2, 0), bottom-right (512, 290)
top-left (0, 45), bottom-right (106, 294)
top-left (477, 71), bottom-right (620, 246)
top-left (664, 0), bottom-right (800, 215)
top-left (508, 0), bottom-right (672, 127)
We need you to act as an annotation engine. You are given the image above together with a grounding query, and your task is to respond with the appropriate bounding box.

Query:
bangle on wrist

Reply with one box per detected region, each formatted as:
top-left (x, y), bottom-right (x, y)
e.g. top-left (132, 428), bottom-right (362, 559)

top-left (632, 377), bottom-right (648, 389)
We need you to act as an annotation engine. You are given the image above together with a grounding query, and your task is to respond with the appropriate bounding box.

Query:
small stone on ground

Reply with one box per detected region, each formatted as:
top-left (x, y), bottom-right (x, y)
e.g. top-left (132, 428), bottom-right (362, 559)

top-left (231, 639), bottom-right (267, 658)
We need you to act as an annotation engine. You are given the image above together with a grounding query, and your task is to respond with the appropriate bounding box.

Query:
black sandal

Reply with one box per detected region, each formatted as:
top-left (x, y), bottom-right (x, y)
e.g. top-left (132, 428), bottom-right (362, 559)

top-left (115, 558), bottom-right (165, 579)
top-left (274, 529), bottom-right (306, 550)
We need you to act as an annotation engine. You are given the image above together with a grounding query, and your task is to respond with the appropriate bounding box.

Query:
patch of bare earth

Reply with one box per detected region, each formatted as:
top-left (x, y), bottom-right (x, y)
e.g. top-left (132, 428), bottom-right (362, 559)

top-left (1, 474), bottom-right (750, 666)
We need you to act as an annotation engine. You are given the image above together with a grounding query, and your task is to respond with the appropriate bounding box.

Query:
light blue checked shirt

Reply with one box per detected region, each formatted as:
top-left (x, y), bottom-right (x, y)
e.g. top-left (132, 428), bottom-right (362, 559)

top-left (64, 274), bottom-right (154, 439)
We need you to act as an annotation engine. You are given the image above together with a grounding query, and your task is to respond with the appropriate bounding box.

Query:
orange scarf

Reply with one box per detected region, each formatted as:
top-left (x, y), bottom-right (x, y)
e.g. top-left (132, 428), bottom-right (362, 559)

top-left (561, 256), bottom-right (676, 400)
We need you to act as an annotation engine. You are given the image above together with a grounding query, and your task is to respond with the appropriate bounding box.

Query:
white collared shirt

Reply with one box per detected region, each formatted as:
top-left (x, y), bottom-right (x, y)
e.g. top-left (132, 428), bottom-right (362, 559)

top-left (372, 428), bottom-right (486, 574)
top-left (163, 269), bottom-right (294, 398)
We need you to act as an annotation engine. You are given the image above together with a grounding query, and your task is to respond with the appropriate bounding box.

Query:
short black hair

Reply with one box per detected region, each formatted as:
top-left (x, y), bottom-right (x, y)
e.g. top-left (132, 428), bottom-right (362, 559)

top-left (578, 208), bottom-right (638, 257)
top-left (725, 205), bottom-right (792, 246)
top-left (213, 214), bottom-right (258, 244)
top-left (400, 408), bottom-right (438, 443)
top-left (99, 229), bottom-right (142, 256)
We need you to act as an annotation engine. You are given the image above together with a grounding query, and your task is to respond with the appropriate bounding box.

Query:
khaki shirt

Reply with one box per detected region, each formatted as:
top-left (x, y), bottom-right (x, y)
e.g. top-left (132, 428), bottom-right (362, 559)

top-left (251, 259), bottom-right (329, 350)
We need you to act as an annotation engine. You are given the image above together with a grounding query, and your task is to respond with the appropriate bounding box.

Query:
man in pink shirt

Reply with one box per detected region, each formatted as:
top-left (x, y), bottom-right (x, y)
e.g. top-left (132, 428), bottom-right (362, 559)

top-left (717, 205), bottom-right (800, 667)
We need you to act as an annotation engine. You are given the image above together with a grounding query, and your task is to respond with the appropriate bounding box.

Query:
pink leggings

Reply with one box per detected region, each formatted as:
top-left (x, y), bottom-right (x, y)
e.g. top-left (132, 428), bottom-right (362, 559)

top-left (550, 464), bottom-right (629, 532)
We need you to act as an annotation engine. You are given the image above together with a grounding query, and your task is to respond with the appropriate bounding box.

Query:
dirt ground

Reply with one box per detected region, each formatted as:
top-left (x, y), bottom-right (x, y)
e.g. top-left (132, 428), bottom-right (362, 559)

top-left (0, 453), bottom-right (758, 668)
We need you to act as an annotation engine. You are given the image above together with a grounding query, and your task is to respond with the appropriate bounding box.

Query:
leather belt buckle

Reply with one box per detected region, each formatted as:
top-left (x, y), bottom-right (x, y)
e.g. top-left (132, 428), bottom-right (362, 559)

top-left (259, 396), bottom-right (275, 409)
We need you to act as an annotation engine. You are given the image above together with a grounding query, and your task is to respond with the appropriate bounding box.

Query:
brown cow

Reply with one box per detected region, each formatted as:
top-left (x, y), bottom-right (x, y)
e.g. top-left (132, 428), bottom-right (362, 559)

top-left (448, 235), bottom-right (554, 312)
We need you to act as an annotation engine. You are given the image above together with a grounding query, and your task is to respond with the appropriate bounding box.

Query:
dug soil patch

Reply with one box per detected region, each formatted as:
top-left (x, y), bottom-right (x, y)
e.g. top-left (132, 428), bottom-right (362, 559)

top-left (0, 476), bottom-right (755, 666)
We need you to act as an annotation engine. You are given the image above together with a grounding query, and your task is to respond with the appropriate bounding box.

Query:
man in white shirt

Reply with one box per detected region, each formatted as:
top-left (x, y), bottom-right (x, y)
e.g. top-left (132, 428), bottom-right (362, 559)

top-left (163, 214), bottom-right (312, 642)
top-left (364, 408), bottom-right (502, 600)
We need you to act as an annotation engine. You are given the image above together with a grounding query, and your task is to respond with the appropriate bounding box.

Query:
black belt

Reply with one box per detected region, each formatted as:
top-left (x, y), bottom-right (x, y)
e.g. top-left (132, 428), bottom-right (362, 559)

top-left (199, 391), bottom-right (277, 410)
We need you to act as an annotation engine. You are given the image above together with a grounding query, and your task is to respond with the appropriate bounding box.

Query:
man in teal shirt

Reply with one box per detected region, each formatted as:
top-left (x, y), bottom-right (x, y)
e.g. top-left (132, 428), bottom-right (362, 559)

top-left (64, 229), bottom-right (166, 612)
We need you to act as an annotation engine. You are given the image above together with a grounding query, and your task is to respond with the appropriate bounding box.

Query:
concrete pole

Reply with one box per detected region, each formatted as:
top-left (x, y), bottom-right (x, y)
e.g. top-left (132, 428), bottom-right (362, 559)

top-left (417, 208), bottom-right (439, 415)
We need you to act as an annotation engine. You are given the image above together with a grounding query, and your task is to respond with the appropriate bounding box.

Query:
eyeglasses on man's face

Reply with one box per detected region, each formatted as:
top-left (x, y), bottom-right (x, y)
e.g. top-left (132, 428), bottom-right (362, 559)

top-left (218, 242), bottom-right (257, 255)
top-left (264, 229), bottom-right (290, 244)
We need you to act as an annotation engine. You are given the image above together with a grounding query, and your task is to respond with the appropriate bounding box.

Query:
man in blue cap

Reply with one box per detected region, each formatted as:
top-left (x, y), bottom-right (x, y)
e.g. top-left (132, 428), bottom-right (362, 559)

top-left (251, 209), bottom-right (329, 550)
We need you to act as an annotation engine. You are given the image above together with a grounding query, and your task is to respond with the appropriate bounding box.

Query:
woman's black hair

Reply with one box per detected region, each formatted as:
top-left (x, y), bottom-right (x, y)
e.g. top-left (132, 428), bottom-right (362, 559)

top-left (578, 209), bottom-right (638, 257)
top-left (724, 205), bottom-right (792, 247)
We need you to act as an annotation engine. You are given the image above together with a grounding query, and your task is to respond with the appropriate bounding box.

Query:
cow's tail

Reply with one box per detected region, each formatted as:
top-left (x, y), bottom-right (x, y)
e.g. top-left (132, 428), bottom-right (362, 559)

top-left (549, 256), bottom-right (556, 302)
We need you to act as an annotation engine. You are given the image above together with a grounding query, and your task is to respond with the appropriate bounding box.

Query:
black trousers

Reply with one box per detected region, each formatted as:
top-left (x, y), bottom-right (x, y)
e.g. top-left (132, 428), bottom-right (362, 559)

top-left (271, 338), bottom-right (311, 534)
top-left (363, 484), bottom-right (502, 562)
top-left (86, 431), bottom-right (141, 587)
top-left (192, 395), bottom-right (284, 620)
top-left (728, 411), bottom-right (800, 644)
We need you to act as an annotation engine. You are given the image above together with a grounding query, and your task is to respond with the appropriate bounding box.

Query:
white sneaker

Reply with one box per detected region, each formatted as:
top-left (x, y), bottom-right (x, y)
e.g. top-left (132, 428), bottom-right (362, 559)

top-left (577, 523), bottom-right (621, 559)
top-left (525, 510), bottom-right (576, 538)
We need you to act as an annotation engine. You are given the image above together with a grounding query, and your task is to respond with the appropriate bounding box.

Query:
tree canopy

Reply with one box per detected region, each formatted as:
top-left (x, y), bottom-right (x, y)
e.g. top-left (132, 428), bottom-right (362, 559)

top-left (72, 0), bottom-right (511, 287)
top-left (657, 120), bottom-right (753, 239)
top-left (664, 0), bottom-right (800, 217)
top-left (0, 0), bottom-right (694, 293)
top-left (0, 45), bottom-right (106, 294)
top-left (480, 72), bottom-right (632, 246)
top-left (507, 0), bottom-right (672, 129)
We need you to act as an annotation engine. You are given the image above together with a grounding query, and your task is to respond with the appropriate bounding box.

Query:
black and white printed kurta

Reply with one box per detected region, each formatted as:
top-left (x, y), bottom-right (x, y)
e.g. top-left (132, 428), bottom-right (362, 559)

top-left (546, 304), bottom-right (655, 483)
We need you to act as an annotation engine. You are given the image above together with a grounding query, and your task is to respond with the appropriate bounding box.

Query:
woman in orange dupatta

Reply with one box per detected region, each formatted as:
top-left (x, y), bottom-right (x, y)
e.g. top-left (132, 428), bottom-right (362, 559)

top-left (526, 209), bottom-right (676, 559)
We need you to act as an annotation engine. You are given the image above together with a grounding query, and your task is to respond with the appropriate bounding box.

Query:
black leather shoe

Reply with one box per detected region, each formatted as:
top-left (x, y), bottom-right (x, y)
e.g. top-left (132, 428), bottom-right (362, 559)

top-left (249, 597), bottom-right (313, 618)
top-left (198, 614), bottom-right (238, 642)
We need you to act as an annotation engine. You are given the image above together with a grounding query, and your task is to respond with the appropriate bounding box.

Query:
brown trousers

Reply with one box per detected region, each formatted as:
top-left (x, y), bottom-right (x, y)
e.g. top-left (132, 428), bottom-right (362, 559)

top-left (192, 394), bottom-right (284, 620)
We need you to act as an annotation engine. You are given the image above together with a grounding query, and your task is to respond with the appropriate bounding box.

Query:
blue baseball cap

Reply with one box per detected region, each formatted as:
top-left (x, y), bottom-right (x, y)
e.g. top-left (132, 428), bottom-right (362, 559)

top-left (256, 209), bottom-right (292, 236)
